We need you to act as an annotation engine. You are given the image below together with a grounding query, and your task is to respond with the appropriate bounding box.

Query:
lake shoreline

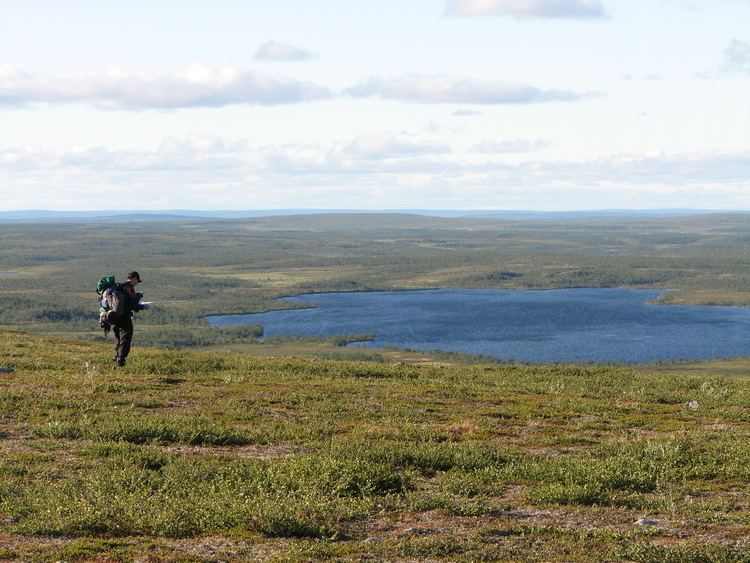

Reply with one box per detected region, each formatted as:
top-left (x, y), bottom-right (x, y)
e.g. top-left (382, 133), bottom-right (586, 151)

top-left (205, 288), bottom-right (750, 364)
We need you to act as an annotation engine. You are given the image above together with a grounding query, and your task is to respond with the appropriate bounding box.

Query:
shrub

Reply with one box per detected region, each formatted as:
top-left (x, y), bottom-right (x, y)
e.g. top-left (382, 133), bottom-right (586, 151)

top-left (5, 451), bottom-right (408, 539)
top-left (37, 415), bottom-right (256, 445)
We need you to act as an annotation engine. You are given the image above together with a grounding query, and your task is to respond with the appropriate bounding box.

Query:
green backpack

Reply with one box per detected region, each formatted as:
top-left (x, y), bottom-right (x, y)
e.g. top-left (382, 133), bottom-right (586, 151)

top-left (97, 275), bottom-right (116, 295)
top-left (97, 275), bottom-right (124, 316)
top-left (96, 275), bottom-right (121, 334)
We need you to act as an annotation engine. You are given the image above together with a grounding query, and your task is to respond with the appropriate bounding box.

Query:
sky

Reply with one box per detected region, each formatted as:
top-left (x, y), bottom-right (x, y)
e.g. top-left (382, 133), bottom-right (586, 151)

top-left (0, 0), bottom-right (749, 211)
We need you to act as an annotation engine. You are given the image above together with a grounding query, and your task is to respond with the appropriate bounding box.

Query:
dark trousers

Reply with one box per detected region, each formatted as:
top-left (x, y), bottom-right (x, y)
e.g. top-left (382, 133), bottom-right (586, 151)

top-left (113, 316), bottom-right (134, 361)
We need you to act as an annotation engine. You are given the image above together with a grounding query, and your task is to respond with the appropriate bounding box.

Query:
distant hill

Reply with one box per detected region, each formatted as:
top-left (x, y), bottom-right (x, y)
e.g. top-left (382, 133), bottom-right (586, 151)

top-left (1, 208), bottom-right (745, 223)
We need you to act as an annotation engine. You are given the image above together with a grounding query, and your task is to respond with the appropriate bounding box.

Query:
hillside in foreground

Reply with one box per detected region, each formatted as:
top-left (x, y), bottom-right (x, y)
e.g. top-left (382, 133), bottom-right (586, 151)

top-left (1, 331), bottom-right (750, 561)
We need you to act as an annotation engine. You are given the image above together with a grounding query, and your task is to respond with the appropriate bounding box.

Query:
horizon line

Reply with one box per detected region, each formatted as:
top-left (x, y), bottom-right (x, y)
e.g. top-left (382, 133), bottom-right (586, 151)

top-left (2, 208), bottom-right (749, 214)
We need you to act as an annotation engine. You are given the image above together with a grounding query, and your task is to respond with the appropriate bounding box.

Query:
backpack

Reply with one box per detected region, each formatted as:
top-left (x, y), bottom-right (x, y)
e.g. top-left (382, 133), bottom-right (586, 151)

top-left (96, 276), bottom-right (123, 333)
top-left (96, 276), bottom-right (116, 295)
top-left (105, 287), bottom-right (126, 317)
top-left (97, 276), bottom-right (124, 314)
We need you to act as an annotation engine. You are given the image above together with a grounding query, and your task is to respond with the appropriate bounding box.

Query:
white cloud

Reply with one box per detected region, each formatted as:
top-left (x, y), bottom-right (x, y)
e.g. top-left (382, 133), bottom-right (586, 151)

top-left (445, 0), bottom-right (606, 19)
top-left (452, 109), bottom-right (483, 116)
top-left (345, 74), bottom-right (591, 104)
top-left (3, 137), bottom-right (749, 210)
top-left (254, 40), bottom-right (318, 61)
top-left (0, 64), bottom-right (331, 109)
top-left (337, 132), bottom-right (450, 160)
top-left (723, 39), bottom-right (750, 73)
top-left (0, 65), bottom-right (589, 110)
top-left (472, 139), bottom-right (549, 153)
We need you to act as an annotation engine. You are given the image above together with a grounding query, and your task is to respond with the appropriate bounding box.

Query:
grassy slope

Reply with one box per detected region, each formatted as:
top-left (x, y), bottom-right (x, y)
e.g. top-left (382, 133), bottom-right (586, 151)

top-left (1, 331), bottom-right (750, 561)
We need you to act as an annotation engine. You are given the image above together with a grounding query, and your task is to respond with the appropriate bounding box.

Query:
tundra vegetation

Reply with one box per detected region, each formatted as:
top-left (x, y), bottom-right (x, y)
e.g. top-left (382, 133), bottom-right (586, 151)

top-left (1, 214), bottom-right (750, 560)
top-left (1, 213), bottom-right (750, 355)
top-left (1, 331), bottom-right (749, 560)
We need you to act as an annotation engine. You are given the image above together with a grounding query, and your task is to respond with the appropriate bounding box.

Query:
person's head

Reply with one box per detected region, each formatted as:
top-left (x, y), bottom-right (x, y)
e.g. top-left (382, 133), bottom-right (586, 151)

top-left (127, 271), bottom-right (142, 286)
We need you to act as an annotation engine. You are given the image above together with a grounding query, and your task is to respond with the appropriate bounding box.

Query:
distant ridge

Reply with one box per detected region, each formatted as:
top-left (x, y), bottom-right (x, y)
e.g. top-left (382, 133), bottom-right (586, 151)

top-left (1, 209), bottom-right (746, 222)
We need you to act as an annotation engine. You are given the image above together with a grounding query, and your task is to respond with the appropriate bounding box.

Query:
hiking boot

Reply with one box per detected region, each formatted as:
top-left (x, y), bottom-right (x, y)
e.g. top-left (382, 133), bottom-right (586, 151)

top-left (114, 357), bottom-right (126, 367)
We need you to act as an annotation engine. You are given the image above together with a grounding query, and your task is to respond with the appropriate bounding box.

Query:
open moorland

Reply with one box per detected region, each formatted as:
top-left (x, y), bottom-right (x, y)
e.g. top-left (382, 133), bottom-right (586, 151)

top-left (2, 213), bottom-right (750, 356)
top-left (1, 330), bottom-right (750, 561)
top-left (2, 214), bottom-right (750, 560)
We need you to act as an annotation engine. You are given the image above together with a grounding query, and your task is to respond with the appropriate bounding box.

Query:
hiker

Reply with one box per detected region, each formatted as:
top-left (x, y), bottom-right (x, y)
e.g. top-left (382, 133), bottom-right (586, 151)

top-left (112, 271), bottom-right (146, 367)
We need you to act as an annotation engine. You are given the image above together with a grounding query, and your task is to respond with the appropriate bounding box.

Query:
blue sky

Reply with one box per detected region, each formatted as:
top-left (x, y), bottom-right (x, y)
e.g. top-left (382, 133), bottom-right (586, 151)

top-left (1, 0), bottom-right (748, 210)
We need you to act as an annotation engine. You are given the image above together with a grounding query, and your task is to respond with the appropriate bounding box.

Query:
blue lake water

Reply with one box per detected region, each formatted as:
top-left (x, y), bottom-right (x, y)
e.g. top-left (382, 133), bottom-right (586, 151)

top-left (206, 288), bottom-right (750, 363)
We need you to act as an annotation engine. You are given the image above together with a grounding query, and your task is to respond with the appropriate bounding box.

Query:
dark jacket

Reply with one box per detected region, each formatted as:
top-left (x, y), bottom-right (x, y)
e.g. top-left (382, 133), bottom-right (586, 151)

top-left (119, 282), bottom-right (143, 314)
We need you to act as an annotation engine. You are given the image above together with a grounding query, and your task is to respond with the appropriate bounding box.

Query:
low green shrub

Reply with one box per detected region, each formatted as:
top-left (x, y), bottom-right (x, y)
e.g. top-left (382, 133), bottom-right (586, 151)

top-left (337, 440), bottom-right (519, 475)
top-left (79, 441), bottom-right (170, 470)
top-left (37, 415), bottom-right (257, 445)
top-left (4, 450), bottom-right (409, 539)
top-left (524, 440), bottom-right (696, 506)
top-left (615, 542), bottom-right (750, 562)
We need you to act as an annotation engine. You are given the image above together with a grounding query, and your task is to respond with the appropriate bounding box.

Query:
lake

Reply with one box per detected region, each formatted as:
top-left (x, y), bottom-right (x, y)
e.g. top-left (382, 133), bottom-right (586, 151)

top-left (206, 288), bottom-right (750, 363)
